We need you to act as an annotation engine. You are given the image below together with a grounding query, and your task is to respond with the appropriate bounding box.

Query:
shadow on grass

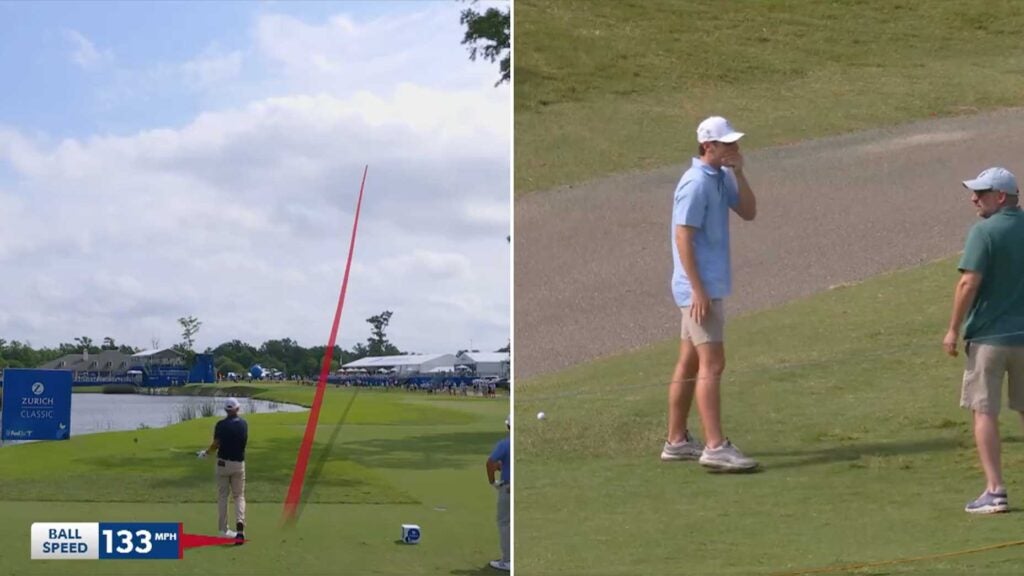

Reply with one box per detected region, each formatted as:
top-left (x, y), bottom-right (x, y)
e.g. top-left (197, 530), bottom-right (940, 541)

top-left (293, 389), bottom-right (360, 522)
top-left (758, 437), bottom-right (962, 470)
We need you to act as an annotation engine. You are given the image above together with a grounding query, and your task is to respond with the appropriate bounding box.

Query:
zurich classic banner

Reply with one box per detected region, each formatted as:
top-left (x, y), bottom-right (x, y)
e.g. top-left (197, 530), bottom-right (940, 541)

top-left (2, 369), bottom-right (72, 441)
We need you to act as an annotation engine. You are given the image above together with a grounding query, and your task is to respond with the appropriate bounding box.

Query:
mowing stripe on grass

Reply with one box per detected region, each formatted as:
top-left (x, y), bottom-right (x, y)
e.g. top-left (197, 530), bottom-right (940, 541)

top-left (283, 165), bottom-right (368, 523)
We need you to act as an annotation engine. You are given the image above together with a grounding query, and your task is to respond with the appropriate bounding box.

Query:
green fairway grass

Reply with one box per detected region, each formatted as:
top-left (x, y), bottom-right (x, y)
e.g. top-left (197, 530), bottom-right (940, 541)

top-left (0, 386), bottom-right (508, 575)
top-left (515, 0), bottom-right (1024, 194)
top-left (515, 257), bottom-right (1024, 575)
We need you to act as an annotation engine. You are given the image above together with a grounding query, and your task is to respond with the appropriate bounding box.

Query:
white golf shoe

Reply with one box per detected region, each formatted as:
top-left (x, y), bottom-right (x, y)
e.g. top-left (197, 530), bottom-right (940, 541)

top-left (699, 439), bottom-right (759, 472)
top-left (660, 430), bottom-right (704, 461)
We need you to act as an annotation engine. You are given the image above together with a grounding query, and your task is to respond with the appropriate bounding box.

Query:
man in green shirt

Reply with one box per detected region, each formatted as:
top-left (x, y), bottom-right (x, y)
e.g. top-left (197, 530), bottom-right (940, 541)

top-left (944, 166), bottom-right (1024, 514)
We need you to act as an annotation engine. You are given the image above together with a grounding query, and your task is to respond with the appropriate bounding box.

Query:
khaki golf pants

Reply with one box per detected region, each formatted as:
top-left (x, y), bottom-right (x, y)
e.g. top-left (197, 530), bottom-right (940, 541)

top-left (216, 459), bottom-right (246, 532)
top-left (497, 485), bottom-right (510, 563)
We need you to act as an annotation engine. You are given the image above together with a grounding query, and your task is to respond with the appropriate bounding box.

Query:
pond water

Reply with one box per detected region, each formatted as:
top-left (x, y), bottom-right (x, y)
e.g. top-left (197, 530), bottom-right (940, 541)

top-left (1, 394), bottom-right (306, 440)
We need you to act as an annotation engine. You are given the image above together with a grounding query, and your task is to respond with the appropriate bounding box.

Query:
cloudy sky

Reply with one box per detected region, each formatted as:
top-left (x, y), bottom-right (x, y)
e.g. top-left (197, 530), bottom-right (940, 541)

top-left (0, 1), bottom-right (510, 355)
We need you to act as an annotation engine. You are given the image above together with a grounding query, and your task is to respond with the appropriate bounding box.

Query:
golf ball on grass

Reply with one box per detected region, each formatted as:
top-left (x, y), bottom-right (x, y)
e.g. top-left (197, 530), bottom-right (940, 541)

top-left (537, 411), bottom-right (546, 420)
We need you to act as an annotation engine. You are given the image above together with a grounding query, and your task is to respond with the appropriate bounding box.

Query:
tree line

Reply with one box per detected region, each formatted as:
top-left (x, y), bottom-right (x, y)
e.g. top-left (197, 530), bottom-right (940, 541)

top-left (0, 310), bottom-right (510, 378)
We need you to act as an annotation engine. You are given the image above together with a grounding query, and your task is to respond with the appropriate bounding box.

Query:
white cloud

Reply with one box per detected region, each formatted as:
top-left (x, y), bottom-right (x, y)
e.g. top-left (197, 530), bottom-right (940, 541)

top-left (64, 29), bottom-right (112, 69)
top-left (0, 128), bottom-right (48, 175)
top-left (0, 79), bottom-right (509, 355)
top-left (64, 3), bottom-right (508, 133)
top-left (377, 250), bottom-right (473, 282)
top-left (252, 5), bottom-right (499, 93)
top-left (182, 49), bottom-right (244, 90)
top-left (461, 198), bottom-right (510, 228)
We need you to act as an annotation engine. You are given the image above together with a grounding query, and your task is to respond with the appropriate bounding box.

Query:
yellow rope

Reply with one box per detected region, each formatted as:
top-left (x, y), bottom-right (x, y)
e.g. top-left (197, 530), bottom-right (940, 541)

top-left (772, 539), bottom-right (1024, 576)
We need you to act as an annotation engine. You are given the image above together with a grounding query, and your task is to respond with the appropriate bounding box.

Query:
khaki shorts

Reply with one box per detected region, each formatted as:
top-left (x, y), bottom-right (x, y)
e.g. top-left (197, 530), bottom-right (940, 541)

top-left (960, 343), bottom-right (1024, 414)
top-left (679, 299), bottom-right (725, 346)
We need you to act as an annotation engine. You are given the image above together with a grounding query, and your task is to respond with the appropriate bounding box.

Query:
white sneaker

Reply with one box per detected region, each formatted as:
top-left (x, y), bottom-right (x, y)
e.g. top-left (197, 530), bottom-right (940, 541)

top-left (489, 560), bottom-right (510, 571)
top-left (660, 431), bottom-right (704, 461)
top-left (699, 439), bottom-right (758, 471)
top-left (220, 530), bottom-right (237, 538)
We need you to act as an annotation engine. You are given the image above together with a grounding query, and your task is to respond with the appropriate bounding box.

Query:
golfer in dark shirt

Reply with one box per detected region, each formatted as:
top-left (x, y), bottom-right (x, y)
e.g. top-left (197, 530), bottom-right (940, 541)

top-left (198, 397), bottom-right (248, 544)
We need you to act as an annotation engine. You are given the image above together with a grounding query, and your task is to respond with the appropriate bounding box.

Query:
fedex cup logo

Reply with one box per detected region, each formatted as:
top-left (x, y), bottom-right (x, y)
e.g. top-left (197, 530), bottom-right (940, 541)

top-left (32, 382), bottom-right (45, 395)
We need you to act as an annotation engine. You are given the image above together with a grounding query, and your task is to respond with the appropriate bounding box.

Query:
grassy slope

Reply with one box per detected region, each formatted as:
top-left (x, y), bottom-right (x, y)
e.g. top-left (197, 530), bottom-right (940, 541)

top-left (515, 257), bottom-right (1024, 575)
top-left (0, 387), bottom-right (508, 575)
top-left (515, 0), bottom-right (1024, 194)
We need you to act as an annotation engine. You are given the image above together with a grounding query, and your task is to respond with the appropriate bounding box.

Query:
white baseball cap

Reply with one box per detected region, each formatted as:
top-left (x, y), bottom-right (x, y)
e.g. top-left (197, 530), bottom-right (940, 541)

top-left (225, 397), bottom-right (241, 411)
top-left (696, 116), bottom-right (745, 144)
top-left (962, 167), bottom-right (1019, 195)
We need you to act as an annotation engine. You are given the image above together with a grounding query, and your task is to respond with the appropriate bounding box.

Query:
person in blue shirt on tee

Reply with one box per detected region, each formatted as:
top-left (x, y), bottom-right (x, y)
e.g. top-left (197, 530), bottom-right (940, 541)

top-left (486, 414), bottom-right (510, 571)
top-left (660, 116), bottom-right (759, 472)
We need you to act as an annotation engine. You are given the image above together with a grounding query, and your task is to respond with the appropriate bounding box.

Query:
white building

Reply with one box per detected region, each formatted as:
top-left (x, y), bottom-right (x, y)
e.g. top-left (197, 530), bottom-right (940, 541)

top-left (456, 352), bottom-right (510, 378)
top-left (342, 353), bottom-right (460, 377)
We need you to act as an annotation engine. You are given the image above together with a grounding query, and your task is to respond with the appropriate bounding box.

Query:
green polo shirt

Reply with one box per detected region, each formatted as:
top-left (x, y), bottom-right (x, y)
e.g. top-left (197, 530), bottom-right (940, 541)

top-left (959, 206), bottom-right (1024, 345)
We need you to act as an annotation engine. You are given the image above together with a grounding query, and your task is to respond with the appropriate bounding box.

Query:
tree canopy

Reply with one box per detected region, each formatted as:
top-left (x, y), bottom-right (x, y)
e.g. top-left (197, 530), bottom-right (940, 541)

top-left (460, 2), bottom-right (510, 86)
top-left (0, 311), bottom-right (507, 378)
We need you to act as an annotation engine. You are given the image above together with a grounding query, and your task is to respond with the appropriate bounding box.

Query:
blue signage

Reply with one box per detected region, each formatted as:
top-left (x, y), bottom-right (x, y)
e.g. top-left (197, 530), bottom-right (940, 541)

top-left (32, 522), bottom-right (184, 560)
top-left (98, 522), bottom-right (181, 560)
top-left (2, 369), bottom-right (73, 441)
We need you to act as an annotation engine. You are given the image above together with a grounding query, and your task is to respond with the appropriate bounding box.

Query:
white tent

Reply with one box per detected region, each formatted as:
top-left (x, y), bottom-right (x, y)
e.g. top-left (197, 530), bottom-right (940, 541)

top-left (456, 352), bottom-right (510, 378)
top-left (342, 354), bottom-right (460, 376)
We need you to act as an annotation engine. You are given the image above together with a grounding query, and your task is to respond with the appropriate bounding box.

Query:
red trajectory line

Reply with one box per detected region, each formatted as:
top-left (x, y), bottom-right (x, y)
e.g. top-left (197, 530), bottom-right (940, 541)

top-left (282, 165), bottom-right (369, 523)
top-left (180, 529), bottom-right (243, 556)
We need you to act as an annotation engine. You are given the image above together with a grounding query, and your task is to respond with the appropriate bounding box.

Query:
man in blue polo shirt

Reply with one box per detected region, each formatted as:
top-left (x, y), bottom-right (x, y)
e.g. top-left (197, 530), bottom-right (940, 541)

top-left (486, 414), bottom-right (510, 571)
top-left (660, 116), bottom-right (759, 472)
top-left (944, 167), bottom-right (1024, 514)
top-left (198, 397), bottom-right (248, 543)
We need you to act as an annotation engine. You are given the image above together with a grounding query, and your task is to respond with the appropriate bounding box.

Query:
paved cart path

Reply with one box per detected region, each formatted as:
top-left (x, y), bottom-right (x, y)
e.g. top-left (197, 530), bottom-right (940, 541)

top-left (515, 109), bottom-right (1024, 379)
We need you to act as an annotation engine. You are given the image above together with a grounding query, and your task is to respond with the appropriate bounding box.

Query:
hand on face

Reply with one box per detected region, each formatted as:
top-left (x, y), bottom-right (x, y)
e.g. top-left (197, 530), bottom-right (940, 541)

top-left (720, 147), bottom-right (743, 170)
